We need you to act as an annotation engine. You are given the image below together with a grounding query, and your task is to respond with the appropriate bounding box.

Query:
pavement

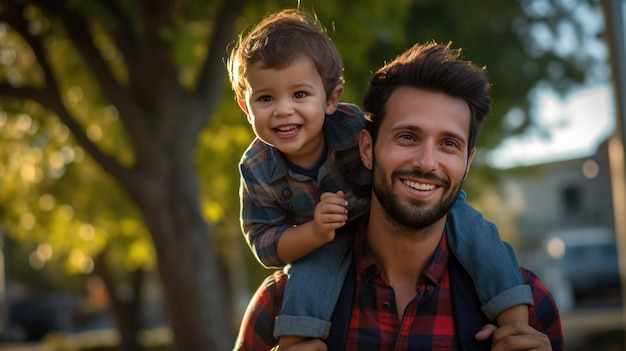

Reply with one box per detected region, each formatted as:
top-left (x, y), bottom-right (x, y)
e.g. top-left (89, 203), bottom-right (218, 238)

top-left (561, 305), bottom-right (625, 350)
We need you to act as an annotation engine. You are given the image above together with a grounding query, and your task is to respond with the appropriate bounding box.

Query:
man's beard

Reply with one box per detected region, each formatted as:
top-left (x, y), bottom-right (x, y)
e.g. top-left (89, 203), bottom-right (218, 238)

top-left (372, 160), bottom-right (462, 233)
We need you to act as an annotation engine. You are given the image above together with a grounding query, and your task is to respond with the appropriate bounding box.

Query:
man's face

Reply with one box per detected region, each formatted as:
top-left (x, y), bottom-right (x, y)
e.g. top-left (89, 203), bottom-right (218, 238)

top-left (360, 86), bottom-right (475, 230)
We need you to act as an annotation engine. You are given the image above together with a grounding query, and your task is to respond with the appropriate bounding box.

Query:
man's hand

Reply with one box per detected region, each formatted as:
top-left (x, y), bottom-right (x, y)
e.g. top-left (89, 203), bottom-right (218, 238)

top-left (313, 191), bottom-right (348, 243)
top-left (273, 338), bottom-right (327, 351)
top-left (475, 322), bottom-right (552, 350)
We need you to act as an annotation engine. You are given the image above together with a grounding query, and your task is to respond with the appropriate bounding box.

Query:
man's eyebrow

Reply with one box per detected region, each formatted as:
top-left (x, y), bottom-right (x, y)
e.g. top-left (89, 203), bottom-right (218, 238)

top-left (388, 124), bottom-right (422, 133)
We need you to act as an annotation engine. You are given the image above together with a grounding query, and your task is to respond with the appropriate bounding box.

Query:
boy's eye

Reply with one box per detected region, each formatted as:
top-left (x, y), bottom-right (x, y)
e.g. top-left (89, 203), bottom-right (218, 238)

top-left (259, 95), bottom-right (273, 102)
top-left (293, 91), bottom-right (307, 99)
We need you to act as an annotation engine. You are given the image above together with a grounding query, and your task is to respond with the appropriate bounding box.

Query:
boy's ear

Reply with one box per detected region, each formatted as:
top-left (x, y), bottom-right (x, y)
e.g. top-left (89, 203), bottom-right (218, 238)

top-left (237, 99), bottom-right (248, 114)
top-left (325, 85), bottom-right (344, 115)
top-left (237, 99), bottom-right (253, 123)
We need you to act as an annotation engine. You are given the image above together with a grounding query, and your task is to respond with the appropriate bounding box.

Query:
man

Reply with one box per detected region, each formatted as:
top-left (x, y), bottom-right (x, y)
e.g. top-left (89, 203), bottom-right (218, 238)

top-left (233, 41), bottom-right (563, 351)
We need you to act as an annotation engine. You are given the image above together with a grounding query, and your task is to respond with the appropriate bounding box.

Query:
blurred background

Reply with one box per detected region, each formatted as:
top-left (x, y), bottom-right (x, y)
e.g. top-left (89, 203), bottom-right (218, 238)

top-left (0, 0), bottom-right (624, 350)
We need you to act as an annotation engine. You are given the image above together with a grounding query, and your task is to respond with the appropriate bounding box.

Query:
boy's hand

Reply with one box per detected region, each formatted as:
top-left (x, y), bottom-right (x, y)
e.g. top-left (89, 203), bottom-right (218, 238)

top-left (272, 338), bottom-right (327, 351)
top-left (475, 322), bottom-right (552, 350)
top-left (313, 191), bottom-right (348, 243)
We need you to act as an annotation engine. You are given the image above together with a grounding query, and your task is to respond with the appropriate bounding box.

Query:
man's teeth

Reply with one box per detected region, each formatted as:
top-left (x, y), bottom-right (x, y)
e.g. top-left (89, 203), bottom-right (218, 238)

top-left (275, 125), bottom-right (299, 134)
top-left (403, 180), bottom-right (435, 191)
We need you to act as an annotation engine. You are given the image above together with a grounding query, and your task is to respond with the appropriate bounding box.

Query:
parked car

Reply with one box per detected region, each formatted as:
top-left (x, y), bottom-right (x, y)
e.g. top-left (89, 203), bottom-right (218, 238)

top-left (8, 294), bottom-right (77, 341)
top-left (536, 227), bottom-right (621, 311)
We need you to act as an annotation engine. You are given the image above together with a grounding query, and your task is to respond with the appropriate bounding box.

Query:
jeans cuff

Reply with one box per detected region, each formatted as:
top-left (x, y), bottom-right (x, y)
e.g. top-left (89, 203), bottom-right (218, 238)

top-left (273, 315), bottom-right (331, 339)
top-left (481, 285), bottom-right (534, 321)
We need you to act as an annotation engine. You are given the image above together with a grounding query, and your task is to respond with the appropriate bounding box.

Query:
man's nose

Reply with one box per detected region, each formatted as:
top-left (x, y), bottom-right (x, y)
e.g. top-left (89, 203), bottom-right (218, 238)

top-left (413, 142), bottom-right (437, 172)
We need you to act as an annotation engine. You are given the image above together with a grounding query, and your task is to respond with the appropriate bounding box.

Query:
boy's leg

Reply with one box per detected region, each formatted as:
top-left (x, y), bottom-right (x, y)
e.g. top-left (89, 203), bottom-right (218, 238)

top-left (446, 190), bottom-right (533, 321)
top-left (274, 232), bottom-right (353, 339)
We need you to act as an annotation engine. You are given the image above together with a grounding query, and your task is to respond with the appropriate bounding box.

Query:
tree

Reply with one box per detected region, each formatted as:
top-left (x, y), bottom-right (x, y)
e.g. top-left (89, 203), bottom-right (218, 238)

top-left (0, 0), bottom-right (605, 350)
top-left (0, 1), bottom-right (246, 350)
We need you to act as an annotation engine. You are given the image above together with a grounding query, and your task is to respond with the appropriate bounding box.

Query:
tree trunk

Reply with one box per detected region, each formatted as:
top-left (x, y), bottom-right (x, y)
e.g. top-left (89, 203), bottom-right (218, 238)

top-left (96, 253), bottom-right (144, 351)
top-left (135, 164), bottom-right (233, 351)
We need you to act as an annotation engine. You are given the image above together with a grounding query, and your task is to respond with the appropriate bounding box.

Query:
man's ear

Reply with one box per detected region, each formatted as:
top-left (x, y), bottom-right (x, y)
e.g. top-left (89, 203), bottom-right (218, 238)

top-left (463, 147), bottom-right (476, 180)
top-left (359, 129), bottom-right (373, 169)
top-left (325, 85), bottom-right (344, 115)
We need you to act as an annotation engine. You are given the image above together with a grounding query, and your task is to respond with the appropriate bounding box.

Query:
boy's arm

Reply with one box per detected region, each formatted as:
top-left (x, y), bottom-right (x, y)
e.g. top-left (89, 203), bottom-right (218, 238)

top-left (277, 191), bottom-right (348, 263)
top-left (240, 173), bottom-right (291, 268)
top-left (240, 170), bottom-right (347, 266)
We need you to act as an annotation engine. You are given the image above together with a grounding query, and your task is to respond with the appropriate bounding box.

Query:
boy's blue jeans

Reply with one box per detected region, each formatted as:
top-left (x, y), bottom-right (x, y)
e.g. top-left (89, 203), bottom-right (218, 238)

top-left (446, 190), bottom-right (533, 319)
top-left (274, 230), bottom-right (352, 338)
top-left (273, 190), bottom-right (533, 338)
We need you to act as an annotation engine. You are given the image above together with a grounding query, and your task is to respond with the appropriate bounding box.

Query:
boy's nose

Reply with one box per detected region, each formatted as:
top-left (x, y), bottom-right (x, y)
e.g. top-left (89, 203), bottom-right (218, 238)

top-left (274, 99), bottom-right (294, 116)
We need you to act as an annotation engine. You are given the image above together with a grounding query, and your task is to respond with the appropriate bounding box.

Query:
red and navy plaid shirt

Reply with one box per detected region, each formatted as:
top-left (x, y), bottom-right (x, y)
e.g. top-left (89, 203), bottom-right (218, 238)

top-left (234, 216), bottom-right (564, 350)
top-left (347, 225), bottom-right (457, 349)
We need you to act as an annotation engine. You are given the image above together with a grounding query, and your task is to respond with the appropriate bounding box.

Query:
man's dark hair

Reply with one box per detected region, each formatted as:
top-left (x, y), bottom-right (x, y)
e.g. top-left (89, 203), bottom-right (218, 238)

top-left (362, 41), bottom-right (492, 153)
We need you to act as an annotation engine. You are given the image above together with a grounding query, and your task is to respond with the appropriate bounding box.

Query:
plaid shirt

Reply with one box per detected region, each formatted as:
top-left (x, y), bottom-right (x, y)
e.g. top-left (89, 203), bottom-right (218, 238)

top-left (349, 227), bottom-right (457, 349)
top-left (233, 215), bottom-right (565, 351)
top-left (239, 102), bottom-right (371, 267)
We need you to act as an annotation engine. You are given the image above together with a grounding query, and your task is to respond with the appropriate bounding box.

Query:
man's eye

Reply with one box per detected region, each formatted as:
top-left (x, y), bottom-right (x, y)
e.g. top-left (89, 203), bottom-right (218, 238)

top-left (294, 91), bottom-right (307, 98)
top-left (442, 140), bottom-right (460, 148)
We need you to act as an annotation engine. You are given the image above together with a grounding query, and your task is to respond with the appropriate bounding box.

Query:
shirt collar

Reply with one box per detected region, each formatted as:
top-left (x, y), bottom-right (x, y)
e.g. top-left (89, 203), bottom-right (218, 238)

top-left (323, 105), bottom-right (362, 153)
top-left (354, 214), bottom-right (449, 288)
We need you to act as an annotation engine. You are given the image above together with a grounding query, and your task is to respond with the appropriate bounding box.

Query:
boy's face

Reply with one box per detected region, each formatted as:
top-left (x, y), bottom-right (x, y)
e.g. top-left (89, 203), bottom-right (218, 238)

top-left (239, 56), bottom-right (342, 167)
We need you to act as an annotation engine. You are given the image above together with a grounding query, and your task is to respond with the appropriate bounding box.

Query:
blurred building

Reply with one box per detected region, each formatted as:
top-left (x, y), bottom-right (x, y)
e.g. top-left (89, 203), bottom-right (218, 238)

top-left (498, 138), bottom-right (615, 250)
top-left (495, 138), bottom-right (620, 311)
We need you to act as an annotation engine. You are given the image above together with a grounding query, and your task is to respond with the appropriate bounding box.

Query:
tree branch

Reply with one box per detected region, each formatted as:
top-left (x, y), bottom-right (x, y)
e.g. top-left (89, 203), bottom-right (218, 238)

top-left (0, 83), bottom-right (130, 184)
top-left (0, 3), bottom-right (135, 186)
top-left (136, 0), bottom-right (180, 100)
top-left (40, 3), bottom-right (150, 131)
top-left (195, 0), bottom-right (246, 126)
top-left (86, 0), bottom-right (163, 148)
top-left (0, 4), bottom-right (58, 95)
top-left (95, 0), bottom-right (138, 64)
top-left (29, 1), bottom-right (163, 174)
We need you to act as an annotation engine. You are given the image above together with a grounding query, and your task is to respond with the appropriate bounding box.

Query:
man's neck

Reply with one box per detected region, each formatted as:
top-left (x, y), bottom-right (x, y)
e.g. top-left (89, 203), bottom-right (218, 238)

top-left (366, 200), bottom-right (447, 284)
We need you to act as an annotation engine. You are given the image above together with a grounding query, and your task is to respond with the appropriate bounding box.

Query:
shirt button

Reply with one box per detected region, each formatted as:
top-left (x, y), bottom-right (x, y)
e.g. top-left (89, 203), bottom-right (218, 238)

top-left (282, 188), bottom-right (292, 197)
top-left (382, 302), bottom-right (391, 310)
top-left (426, 285), bottom-right (434, 293)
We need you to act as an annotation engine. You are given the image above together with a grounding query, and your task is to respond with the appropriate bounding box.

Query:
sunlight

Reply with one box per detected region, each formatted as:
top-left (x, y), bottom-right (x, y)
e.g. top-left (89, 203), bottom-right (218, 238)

top-left (489, 85), bottom-right (614, 168)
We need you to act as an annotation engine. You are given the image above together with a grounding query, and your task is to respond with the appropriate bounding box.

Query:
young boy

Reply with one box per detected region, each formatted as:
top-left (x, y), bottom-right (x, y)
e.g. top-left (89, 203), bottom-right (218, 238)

top-left (228, 8), bottom-right (532, 348)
